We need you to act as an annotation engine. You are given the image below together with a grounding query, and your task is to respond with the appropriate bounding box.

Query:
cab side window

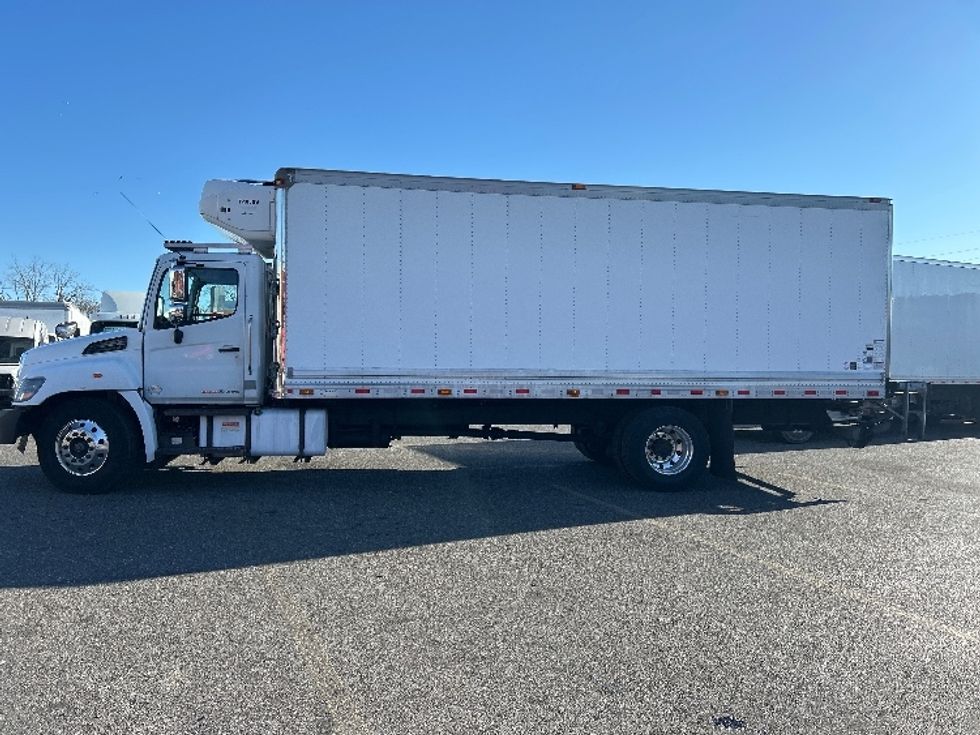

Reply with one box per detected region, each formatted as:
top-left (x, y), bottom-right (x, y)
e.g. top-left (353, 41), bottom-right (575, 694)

top-left (154, 267), bottom-right (239, 329)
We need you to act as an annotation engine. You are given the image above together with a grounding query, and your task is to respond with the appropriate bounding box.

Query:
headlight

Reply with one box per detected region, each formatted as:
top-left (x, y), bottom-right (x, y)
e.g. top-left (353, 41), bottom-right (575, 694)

top-left (13, 376), bottom-right (45, 402)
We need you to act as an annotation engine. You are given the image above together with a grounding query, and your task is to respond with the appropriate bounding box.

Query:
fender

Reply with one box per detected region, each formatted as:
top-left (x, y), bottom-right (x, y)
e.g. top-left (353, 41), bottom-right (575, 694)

top-left (119, 390), bottom-right (158, 463)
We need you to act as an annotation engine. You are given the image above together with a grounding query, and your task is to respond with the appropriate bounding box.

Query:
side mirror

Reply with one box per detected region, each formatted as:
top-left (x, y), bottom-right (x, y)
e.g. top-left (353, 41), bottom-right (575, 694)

top-left (55, 321), bottom-right (79, 339)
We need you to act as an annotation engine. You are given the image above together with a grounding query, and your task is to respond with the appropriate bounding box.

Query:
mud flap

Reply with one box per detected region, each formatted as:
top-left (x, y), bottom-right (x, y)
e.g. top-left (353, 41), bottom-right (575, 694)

top-left (705, 399), bottom-right (737, 479)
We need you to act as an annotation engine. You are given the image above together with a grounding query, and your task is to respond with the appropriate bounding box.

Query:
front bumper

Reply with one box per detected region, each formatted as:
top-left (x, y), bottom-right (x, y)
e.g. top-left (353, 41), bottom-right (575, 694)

top-left (0, 407), bottom-right (25, 444)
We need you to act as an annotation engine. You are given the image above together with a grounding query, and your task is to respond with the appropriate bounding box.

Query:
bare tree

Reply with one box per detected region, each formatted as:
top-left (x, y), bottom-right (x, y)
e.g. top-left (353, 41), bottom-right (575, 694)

top-left (3, 257), bottom-right (52, 302)
top-left (2, 257), bottom-right (100, 315)
top-left (49, 262), bottom-right (100, 314)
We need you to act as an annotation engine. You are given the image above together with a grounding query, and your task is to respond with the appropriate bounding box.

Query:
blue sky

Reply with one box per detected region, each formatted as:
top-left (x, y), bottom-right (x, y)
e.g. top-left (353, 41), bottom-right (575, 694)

top-left (1, 1), bottom-right (978, 294)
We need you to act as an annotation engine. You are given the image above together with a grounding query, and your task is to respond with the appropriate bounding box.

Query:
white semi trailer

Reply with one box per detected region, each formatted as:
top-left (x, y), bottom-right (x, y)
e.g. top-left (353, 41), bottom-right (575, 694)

top-left (889, 256), bottom-right (980, 435)
top-left (0, 168), bottom-right (892, 493)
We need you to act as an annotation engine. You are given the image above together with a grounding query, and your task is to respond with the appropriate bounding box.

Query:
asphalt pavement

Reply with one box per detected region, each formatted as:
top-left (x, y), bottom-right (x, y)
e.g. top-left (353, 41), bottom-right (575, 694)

top-left (1, 427), bottom-right (979, 734)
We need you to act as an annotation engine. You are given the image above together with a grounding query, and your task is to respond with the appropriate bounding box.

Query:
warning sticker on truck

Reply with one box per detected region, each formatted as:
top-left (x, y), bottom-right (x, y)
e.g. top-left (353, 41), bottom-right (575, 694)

top-left (845, 340), bottom-right (885, 371)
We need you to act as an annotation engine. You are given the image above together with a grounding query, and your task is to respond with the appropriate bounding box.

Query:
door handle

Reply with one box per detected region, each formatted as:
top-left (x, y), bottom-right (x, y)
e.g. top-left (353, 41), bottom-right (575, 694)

top-left (218, 346), bottom-right (240, 353)
top-left (247, 316), bottom-right (253, 376)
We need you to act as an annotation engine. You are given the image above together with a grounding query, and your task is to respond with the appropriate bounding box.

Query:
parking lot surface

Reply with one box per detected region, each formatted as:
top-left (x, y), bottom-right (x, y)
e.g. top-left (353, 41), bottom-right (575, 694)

top-left (1, 428), bottom-right (979, 734)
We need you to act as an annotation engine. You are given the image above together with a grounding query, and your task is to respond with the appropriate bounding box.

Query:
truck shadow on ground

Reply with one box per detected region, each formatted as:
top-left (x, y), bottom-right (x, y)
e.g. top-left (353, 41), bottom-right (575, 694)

top-left (0, 441), bottom-right (840, 589)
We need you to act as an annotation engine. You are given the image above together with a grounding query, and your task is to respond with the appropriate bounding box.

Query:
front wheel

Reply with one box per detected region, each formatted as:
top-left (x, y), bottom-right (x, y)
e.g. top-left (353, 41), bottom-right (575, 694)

top-left (36, 398), bottom-right (138, 494)
top-left (614, 407), bottom-right (710, 490)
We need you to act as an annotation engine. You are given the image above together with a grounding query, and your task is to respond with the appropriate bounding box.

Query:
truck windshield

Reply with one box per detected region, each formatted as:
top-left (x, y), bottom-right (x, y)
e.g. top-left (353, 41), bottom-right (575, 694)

top-left (0, 336), bottom-right (35, 363)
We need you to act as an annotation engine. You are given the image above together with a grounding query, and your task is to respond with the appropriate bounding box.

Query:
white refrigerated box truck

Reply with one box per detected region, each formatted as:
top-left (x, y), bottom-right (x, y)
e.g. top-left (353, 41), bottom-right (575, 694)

top-left (0, 168), bottom-right (892, 493)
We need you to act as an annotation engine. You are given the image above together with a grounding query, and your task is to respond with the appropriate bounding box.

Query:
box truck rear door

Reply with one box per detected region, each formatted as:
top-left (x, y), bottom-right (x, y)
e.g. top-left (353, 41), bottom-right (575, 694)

top-left (143, 263), bottom-right (246, 404)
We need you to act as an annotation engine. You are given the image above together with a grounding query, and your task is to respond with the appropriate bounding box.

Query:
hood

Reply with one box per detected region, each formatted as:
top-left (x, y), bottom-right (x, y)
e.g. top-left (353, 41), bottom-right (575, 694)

top-left (19, 327), bottom-right (142, 369)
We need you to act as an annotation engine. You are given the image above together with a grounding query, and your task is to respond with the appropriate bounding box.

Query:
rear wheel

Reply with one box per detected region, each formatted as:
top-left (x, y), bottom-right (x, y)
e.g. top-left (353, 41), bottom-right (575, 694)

top-left (614, 407), bottom-right (709, 490)
top-left (36, 398), bottom-right (138, 494)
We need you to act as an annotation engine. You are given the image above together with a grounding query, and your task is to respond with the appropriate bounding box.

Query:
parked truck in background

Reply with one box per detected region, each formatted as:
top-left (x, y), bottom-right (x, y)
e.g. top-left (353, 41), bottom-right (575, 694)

top-left (0, 167), bottom-right (892, 493)
top-left (0, 316), bottom-right (47, 406)
top-left (0, 301), bottom-right (91, 341)
top-left (889, 256), bottom-right (980, 436)
top-left (90, 291), bottom-right (146, 334)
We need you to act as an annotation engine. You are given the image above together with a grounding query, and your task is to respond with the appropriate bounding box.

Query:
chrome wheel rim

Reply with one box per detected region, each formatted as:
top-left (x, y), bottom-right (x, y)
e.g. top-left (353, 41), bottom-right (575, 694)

top-left (55, 419), bottom-right (110, 477)
top-left (644, 425), bottom-right (694, 476)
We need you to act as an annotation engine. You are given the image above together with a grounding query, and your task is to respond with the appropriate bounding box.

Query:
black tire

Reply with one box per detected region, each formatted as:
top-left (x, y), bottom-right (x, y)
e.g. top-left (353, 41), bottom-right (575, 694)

top-left (572, 425), bottom-right (614, 465)
top-left (777, 428), bottom-right (816, 444)
top-left (613, 407), bottom-right (710, 490)
top-left (36, 398), bottom-right (139, 494)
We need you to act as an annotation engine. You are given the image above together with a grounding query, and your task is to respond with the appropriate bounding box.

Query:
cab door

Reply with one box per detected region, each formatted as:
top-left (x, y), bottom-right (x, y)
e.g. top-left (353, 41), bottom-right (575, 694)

top-left (143, 262), bottom-right (246, 404)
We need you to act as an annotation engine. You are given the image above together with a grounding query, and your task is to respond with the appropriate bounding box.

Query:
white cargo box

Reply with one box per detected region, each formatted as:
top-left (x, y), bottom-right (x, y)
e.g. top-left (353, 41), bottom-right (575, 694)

top-left (891, 257), bottom-right (980, 384)
top-left (277, 169), bottom-right (891, 398)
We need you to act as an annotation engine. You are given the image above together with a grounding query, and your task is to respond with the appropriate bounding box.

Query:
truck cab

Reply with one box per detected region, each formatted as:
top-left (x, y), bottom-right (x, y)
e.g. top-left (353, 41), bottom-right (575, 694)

top-left (0, 243), bottom-right (273, 492)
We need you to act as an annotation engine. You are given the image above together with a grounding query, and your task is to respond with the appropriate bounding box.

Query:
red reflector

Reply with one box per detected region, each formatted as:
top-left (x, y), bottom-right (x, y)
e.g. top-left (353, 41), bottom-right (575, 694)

top-left (867, 390), bottom-right (880, 397)
top-left (737, 389), bottom-right (750, 396)
top-left (690, 389), bottom-right (704, 396)
top-left (651, 389), bottom-right (662, 396)
top-left (571, 183), bottom-right (587, 190)
top-left (835, 389), bottom-right (848, 396)
top-left (354, 388), bottom-right (370, 394)
top-left (804, 389), bottom-right (817, 396)
top-left (286, 388), bottom-right (294, 394)
top-left (773, 389), bottom-right (786, 396)
top-left (616, 388), bottom-right (630, 396)
top-left (516, 388), bottom-right (530, 394)
top-left (410, 388), bottom-right (425, 394)
top-left (463, 388), bottom-right (477, 394)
